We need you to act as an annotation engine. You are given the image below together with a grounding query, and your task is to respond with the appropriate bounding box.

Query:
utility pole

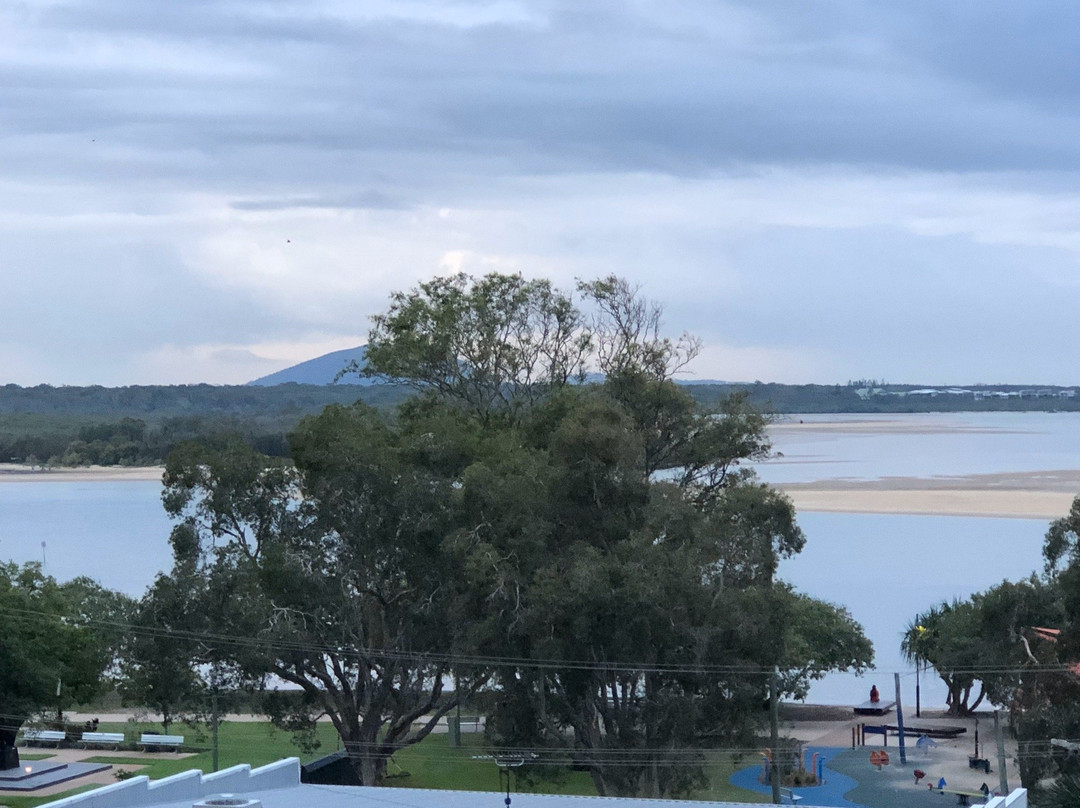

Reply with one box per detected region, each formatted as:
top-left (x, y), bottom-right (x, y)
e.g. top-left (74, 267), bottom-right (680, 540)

top-left (893, 673), bottom-right (907, 765)
top-left (211, 689), bottom-right (220, 773)
top-left (915, 660), bottom-right (921, 718)
top-left (994, 711), bottom-right (1008, 795)
top-left (770, 667), bottom-right (781, 805)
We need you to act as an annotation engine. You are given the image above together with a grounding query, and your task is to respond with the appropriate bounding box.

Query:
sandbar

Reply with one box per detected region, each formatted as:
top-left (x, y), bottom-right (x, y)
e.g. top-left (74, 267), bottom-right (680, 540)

top-left (0, 464), bottom-right (164, 483)
top-left (778, 470), bottom-right (1080, 519)
top-left (769, 416), bottom-right (1029, 436)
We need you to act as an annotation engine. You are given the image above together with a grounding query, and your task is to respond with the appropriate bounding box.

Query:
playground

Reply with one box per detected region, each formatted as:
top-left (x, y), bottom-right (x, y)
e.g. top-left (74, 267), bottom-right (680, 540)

top-left (728, 705), bottom-right (1020, 807)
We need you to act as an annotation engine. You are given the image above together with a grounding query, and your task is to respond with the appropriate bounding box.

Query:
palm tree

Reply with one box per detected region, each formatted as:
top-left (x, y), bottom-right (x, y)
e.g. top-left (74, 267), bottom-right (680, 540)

top-left (1040, 774), bottom-right (1080, 808)
top-left (900, 602), bottom-right (984, 716)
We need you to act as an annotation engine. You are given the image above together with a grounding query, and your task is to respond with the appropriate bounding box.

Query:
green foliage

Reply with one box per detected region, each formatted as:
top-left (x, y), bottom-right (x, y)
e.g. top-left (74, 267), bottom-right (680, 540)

top-left (903, 494), bottom-right (1080, 789)
top-left (362, 272), bottom-right (870, 798)
top-left (0, 385), bottom-right (410, 466)
top-left (0, 563), bottom-right (120, 743)
top-left (158, 419), bottom-right (481, 787)
top-left (362, 272), bottom-right (590, 419)
top-left (901, 600), bottom-right (988, 716)
top-left (118, 572), bottom-right (205, 731)
top-left (1039, 775), bottom-right (1080, 808)
top-left (147, 272), bottom-right (871, 799)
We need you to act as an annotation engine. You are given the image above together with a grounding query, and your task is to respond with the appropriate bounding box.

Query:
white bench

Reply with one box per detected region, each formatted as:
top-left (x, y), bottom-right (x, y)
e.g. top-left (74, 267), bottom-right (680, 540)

top-left (80, 731), bottom-right (124, 749)
top-left (21, 729), bottom-right (66, 746)
top-left (140, 733), bottom-right (184, 751)
top-left (779, 787), bottom-right (803, 805)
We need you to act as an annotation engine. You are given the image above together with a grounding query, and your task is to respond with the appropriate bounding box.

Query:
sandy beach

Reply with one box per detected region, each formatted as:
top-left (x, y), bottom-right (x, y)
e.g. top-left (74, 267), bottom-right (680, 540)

top-left (0, 464), bottom-right (164, 483)
top-left (778, 470), bottom-right (1080, 519)
top-left (769, 417), bottom-right (1028, 436)
top-left (766, 415), bottom-right (1080, 519)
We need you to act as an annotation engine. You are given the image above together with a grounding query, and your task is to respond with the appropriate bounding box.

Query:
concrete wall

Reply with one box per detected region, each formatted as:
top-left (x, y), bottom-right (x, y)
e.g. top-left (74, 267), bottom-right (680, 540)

top-left (986, 789), bottom-right (1027, 808)
top-left (41, 759), bottom-right (301, 808)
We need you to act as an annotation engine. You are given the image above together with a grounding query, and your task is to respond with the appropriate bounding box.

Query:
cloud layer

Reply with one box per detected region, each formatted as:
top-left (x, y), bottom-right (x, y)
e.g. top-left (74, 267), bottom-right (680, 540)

top-left (3, 0), bottom-right (1079, 385)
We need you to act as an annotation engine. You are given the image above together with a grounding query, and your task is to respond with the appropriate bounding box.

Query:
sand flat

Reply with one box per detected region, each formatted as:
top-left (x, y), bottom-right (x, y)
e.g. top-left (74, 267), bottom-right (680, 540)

top-left (0, 464), bottom-right (164, 483)
top-left (776, 469), bottom-right (1080, 518)
top-left (769, 417), bottom-right (1029, 436)
top-left (780, 487), bottom-right (1074, 519)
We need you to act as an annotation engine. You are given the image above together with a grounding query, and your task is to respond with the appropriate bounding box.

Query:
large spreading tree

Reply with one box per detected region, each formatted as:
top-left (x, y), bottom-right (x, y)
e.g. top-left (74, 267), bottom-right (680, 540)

top-left (157, 272), bottom-right (872, 794)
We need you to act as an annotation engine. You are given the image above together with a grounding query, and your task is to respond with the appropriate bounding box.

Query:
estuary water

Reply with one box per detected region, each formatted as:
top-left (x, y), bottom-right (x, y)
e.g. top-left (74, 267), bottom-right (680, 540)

top-left (0, 480), bottom-right (173, 595)
top-left (0, 412), bottom-right (1075, 708)
top-left (758, 411), bottom-right (1080, 483)
top-left (762, 412), bottom-right (1070, 706)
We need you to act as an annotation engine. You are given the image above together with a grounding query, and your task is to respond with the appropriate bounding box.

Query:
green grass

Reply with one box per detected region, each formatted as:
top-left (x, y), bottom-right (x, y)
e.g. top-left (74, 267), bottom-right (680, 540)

top-left (1, 722), bottom-right (765, 808)
top-left (13, 755), bottom-right (53, 762)
top-left (390, 734), bottom-right (595, 795)
top-left (689, 751), bottom-right (770, 804)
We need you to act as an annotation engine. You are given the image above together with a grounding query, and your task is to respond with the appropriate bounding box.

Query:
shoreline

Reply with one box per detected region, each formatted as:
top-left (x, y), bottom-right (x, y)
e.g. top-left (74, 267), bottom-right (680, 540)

top-left (0, 464), bottom-right (164, 483)
top-left (2, 465), bottom-right (1076, 518)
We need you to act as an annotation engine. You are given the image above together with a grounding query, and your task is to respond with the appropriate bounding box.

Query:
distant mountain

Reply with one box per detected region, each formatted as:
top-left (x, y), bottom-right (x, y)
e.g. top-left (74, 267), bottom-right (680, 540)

top-left (248, 345), bottom-right (734, 387)
top-left (248, 346), bottom-right (374, 386)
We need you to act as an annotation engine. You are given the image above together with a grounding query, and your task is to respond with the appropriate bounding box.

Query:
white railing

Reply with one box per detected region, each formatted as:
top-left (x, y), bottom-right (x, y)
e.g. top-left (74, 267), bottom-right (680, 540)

top-left (40, 758), bottom-right (300, 808)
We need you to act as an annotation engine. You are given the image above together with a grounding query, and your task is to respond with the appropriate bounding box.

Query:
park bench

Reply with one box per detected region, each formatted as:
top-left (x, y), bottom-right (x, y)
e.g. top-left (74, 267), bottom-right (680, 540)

top-left (778, 787), bottom-right (803, 804)
top-left (21, 729), bottom-right (66, 746)
top-left (140, 733), bottom-right (184, 752)
top-left (80, 731), bottom-right (124, 749)
top-left (457, 716), bottom-right (484, 732)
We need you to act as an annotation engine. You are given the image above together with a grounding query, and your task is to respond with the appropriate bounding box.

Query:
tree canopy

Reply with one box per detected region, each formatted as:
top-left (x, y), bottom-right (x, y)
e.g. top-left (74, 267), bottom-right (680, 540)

top-left (153, 272), bottom-right (872, 796)
top-left (0, 563), bottom-right (124, 756)
top-left (901, 495), bottom-right (1080, 791)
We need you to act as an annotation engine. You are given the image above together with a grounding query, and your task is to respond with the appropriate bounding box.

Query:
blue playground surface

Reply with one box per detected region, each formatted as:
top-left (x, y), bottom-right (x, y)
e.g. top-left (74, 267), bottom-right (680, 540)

top-left (728, 746), bottom-right (866, 808)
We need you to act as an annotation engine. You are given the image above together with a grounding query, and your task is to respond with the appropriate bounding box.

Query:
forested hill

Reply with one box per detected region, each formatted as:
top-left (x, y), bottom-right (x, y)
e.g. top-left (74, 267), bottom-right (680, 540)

top-left (3, 381), bottom-right (1079, 467)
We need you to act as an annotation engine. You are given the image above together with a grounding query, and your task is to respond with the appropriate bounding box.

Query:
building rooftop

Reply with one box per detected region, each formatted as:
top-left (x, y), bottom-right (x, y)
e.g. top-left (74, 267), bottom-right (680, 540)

top-left (36, 758), bottom-right (1029, 808)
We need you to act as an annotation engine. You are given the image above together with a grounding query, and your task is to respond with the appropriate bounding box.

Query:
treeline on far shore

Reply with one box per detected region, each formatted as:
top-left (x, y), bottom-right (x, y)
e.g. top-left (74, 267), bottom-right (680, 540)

top-left (0, 383), bottom-right (411, 466)
top-left (4, 380), bottom-right (1080, 467)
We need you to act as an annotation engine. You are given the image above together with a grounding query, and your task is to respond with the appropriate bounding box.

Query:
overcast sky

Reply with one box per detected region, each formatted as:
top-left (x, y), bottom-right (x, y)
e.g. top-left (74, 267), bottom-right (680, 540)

top-left (4, 0), bottom-right (1080, 386)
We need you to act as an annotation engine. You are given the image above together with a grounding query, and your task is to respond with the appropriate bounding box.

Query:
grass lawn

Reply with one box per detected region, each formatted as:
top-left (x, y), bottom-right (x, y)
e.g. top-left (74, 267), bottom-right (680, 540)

top-left (389, 733), bottom-right (595, 795)
top-left (1, 722), bottom-right (765, 808)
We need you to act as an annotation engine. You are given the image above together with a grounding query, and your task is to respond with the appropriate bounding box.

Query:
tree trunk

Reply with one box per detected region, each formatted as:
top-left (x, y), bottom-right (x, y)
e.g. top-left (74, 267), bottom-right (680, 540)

top-left (356, 755), bottom-right (387, 787)
top-left (345, 724), bottom-right (389, 787)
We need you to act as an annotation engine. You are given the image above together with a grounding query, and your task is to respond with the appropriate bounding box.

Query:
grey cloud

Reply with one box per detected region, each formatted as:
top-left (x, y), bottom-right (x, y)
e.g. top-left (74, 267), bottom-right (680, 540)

top-left (701, 225), bottom-right (1080, 383)
top-left (0, 232), bottom-right (307, 352)
top-left (7, 0), bottom-right (1080, 202)
top-left (229, 189), bottom-right (410, 211)
top-left (209, 347), bottom-right (278, 365)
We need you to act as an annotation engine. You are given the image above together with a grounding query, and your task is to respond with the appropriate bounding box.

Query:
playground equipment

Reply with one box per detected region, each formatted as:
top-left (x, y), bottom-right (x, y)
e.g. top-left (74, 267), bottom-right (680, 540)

top-left (868, 749), bottom-right (890, 770)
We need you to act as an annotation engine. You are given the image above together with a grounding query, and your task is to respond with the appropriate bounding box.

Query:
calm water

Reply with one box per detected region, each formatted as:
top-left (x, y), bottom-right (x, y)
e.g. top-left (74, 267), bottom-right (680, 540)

top-left (780, 512), bottom-right (1046, 706)
top-left (0, 413), bottom-right (1074, 708)
top-left (758, 411), bottom-right (1080, 484)
top-left (0, 480), bottom-right (174, 595)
